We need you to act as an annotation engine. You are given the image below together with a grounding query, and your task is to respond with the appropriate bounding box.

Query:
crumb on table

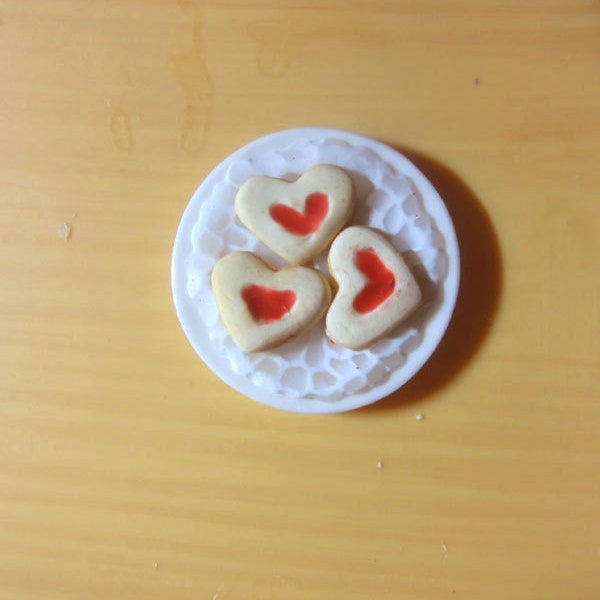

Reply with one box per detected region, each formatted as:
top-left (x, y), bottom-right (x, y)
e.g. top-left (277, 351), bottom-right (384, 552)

top-left (56, 222), bottom-right (72, 241)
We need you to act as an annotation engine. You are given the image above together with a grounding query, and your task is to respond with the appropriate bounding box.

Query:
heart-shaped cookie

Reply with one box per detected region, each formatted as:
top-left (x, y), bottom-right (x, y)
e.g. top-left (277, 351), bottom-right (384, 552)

top-left (326, 226), bottom-right (422, 349)
top-left (211, 251), bottom-right (332, 352)
top-left (235, 164), bottom-right (354, 264)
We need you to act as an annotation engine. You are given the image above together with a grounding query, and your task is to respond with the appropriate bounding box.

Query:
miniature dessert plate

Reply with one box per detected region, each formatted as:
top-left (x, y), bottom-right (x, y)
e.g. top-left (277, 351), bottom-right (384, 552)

top-left (171, 128), bottom-right (460, 413)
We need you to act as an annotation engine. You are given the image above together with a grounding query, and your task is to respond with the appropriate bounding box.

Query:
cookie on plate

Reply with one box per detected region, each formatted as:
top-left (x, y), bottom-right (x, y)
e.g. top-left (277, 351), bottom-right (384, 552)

top-left (211, 251), bottom-right (332, 353)
top-left (326, 226), bottom-right (422, 349)
top-left (235, 164), bottom-right (354, 264)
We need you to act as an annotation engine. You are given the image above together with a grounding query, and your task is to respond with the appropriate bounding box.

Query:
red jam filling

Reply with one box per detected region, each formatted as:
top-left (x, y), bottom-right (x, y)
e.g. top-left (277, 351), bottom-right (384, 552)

top-left (352, 248), bottom-right (396, 314)
top-left (241, 284), bottom-right (297, 324)
top-left (269, 192), bottom-right (328, 236)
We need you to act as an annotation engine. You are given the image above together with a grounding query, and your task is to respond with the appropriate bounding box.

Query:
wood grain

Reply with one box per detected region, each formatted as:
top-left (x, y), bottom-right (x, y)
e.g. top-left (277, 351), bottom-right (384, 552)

top-left (1, 1), bottom-right (599, 598)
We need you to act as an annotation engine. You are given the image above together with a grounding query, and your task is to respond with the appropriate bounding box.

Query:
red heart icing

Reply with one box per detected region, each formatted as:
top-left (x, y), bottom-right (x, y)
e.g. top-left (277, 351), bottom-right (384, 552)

top-left (352, 248), bottom-right (396, 314)
top-left (269, 192), bottom-right (328, 236)
top-left (241, 284), bottom-right (297, 324)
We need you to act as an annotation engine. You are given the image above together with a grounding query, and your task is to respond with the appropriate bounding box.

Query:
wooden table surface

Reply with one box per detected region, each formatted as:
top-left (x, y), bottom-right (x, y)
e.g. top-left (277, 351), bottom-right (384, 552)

top-left (1, 1), bottom-right (599, 598)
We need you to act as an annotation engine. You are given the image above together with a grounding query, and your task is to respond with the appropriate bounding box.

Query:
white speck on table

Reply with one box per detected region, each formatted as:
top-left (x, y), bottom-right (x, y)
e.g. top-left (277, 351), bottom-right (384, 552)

top-left (416, 413), bottom-right (424, 421)
top-left (56, 222), bottom-right (72, 241)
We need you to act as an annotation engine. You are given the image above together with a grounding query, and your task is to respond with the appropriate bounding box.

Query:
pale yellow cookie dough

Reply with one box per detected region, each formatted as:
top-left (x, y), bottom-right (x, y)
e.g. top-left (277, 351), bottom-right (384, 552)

top-left (326, 226), bottom-right (422, 349)
top-left (211, 251), bottom-right (332, 353)
top-left (235, 164), bottom-right (354, 264)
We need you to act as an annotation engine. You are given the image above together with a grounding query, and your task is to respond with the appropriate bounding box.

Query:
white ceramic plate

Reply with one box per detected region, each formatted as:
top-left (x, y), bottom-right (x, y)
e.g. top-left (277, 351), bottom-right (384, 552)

top-left (171, 128), bottom-right (459, 413)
